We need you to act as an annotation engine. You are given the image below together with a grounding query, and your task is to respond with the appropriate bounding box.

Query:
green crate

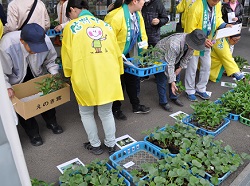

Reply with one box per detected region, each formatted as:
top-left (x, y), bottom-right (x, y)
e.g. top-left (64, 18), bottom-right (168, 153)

top-left (239, 114), bottom-right (250, 127)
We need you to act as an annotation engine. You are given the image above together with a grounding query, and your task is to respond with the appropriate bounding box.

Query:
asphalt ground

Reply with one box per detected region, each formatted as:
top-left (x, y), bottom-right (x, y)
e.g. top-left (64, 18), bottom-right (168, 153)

top-left (19, 27), bottom-right (250, 185)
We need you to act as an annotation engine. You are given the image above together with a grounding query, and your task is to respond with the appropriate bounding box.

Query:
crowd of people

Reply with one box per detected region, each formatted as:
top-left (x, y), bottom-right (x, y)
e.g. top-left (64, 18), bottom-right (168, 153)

top-left (0, 0), bottom-right (246, 155)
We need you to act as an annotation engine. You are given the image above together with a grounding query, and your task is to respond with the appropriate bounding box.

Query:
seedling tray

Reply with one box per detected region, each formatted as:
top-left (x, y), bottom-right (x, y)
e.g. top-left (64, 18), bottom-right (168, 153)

top-left (205, 171), bottom-right (231, 185)
top-left (106, 163), bottom-right (131, 186)
top-left (109, 141), bottom-right (164, 183)
top-left (214, 100), bottom-right (240, 121)
top-left (144, 126), bottom-right (177, 157)
top-left (182, 115), bottom-right (230, 137)
top-left (239, 114), bottom-right (250, 127)
top-left (124, 58), bottom-right (167, 77)
top-left (46, 29), bottom-right (62, 38)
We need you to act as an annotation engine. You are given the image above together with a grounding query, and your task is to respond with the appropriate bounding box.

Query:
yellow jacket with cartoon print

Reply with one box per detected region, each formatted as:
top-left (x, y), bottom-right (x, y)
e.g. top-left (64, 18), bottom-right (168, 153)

top-left (210, 37), bottom-right (239, 82)
top-left (61, 15), bottom-right (124, 106)
top-left (104, 7), bottom-right (148, 54)
top-left (184, 1), bottom-right (224, 56)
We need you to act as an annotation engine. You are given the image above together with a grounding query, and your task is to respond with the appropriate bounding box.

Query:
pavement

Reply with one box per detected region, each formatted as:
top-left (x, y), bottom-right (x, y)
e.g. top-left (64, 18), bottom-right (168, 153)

top-left (19, 28), bottom-right (250, 185)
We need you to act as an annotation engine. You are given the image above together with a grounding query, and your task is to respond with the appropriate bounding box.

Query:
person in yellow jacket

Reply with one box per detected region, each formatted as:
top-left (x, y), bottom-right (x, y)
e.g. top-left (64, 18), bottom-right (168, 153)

top-left (184, 0), bottom-right (231, 101)
top-left (62, 0), bottom-right (124, 155)
top-left (210, 34), bottom-right (244, 82)
top-left (104, 0), bottom-right (151, 120)
top-left (176, 0), bottom-right (196, 29)
top-left (0, 20), bottom-right (3, 38)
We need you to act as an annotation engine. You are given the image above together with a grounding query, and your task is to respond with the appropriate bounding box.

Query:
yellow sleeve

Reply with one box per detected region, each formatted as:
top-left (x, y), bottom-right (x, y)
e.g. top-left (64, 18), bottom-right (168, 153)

top-left (184, 2), bottom-right (202, 33)
top-left (215, 2), bottom-right (224, 29)
top-left (0, 21), bottom-right (3, 38)
top-left (138, 12), bottom-right (148, 49)
top-left (61, 23), bottom-right (72, 77)
top-left (176, 0), bottom-right (186, 13)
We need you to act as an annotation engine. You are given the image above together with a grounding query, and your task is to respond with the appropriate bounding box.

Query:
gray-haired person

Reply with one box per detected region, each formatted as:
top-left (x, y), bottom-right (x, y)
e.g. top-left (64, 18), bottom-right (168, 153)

top-left (154, 29), bottom-right (206, 111)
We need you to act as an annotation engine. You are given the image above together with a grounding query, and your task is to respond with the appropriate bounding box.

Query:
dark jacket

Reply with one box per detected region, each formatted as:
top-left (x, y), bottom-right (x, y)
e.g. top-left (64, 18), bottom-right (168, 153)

top-left (222, 2), bottom-right (244, 24)
top-left (0, 3), bottom-right (7, 25)
top-left (141, 0), bottom-right (169, 45)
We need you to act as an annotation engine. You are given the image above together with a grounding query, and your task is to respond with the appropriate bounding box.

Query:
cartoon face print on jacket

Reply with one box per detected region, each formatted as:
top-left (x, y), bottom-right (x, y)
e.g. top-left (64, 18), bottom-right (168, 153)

top-left (86, 26), bottom-right (107, 53)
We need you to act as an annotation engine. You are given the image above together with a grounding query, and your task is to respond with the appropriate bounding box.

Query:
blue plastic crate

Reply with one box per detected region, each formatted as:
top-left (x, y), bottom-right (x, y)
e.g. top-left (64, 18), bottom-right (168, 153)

top-left (143, 126), bottom-right (178, 157)
top-left (182, 115), bottom-right (230, 137)
top-left (214, 100), bottom-right (240, 121)
top-left (46, 29), bottom-right (62, 38)
top-left (106, 163), bottom-right (131, 186)
top-left (124, 58), bottom-right (167, 77)
top-left (109, 141), bottom-right (165, 183)
top-left (205, 171), bottom-right (231, 185)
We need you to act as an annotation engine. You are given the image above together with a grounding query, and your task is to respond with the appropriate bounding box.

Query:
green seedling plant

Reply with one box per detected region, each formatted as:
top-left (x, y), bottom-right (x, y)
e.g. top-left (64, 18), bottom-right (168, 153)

top-left (133, 153), bottom-right (211, 186)
top-left (50, 18), bottom-right (59, 28)
top-left (233, 56), bottom-right (248, 71)
top-left (35, 74), bottom-right (65, 96)
top-left (219, 91), bottom-right (248, 115)
top-left (133, 46), bottom-right (165, 68)
top-left (59, 159), bottom-right (126, 186)
top-left (190, 100), bottom-right (230, 130)
top-left (186, 135), bottom-right (250, 185)
top-left (145, 122), bottom-right (199, 154)
top-left (31, 179), bottom-right (54, 186)
top-left (175, 81), bottom-right (186, 95)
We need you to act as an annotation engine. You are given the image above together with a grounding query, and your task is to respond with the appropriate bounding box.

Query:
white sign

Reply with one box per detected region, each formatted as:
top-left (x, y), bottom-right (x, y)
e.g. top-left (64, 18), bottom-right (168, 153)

top-left (215, 24), bottom-right (242, 40)
top-left (228, 12), bottom-right (236, 23)
top-left (116, 134), bottom-right (137, 149)
top-left (57, 158), bottom-right (85, 174)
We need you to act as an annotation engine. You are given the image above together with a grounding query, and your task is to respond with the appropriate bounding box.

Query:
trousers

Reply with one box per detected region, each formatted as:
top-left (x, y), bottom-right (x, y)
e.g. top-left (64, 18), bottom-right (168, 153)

top-left (79, 102), bottom-right (116, 148)
top-left (112, 72), bottom-right (140, 111)
top-left (185, 48), bottom-right (211, 94)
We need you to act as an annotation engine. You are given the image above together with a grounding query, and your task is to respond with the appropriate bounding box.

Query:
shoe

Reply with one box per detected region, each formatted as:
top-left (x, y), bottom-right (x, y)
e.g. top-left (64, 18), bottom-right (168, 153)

top-left (160, 103), bottom-right (173, 112)
top-left (186, 93), bottom-right (198, 102)
top-left (113, 110), bottom-right (127, 120)
top-left (46, 123), bottom-right (63, 134)
top-left (133, 105), bottom-right (151, 114)
top-left (105, 145), bottom-right (116, 155)
top-left (195, 91), bottom-right (210, 100)
top-left (233, 72), bottom-right (245, 81)
top-left (171, 99), bottom-right (184, 107)
top-left (84, 142), bottom-right (103, 155)
top-left (29, 135), bottom-right (43, 146)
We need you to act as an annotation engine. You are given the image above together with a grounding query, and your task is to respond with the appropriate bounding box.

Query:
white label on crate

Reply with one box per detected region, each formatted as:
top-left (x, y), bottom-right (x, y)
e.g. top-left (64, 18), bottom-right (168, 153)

top-left (123, 161), bottom-right (135, 169)
top-left (138, 41), bottom-right (148, 48)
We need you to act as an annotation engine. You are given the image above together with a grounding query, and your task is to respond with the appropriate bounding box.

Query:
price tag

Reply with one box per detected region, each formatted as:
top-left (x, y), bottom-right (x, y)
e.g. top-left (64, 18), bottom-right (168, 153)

top-left (123, 161), bottom-right (135, 168)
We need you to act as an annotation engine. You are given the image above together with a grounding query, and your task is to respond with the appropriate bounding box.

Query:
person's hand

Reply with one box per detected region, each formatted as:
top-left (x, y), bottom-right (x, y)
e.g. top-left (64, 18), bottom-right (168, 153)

top-left (232, 17), bottom-right (238, 21)
top-left (175, 67), bottom-right (182, 76)
top-left (151, 18), bottom-right (160, 25)
top-left (8, 88), bottom-right (15, 98)
top-left (226, 24), bottom-right (233, 28)
top-left (54, 25), bottom-right (63, 32)
top-left (205, 39), bottom-right (213, 48)
top-left (171, 82), bottom-right (178, 95)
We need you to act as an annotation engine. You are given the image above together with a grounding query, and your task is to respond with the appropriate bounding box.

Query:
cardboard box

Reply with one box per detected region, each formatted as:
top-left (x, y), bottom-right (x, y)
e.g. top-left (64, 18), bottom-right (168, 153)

top-left (11, 74), bottom-right (70, 120)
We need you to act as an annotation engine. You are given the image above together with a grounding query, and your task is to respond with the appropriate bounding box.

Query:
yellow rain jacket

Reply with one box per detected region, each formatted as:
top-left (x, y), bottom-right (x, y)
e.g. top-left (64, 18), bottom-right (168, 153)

top-left (210, 38), bottom-right (239, 82)
top-left (104, 6), bottom-right (148, 55)
top-left (184, 0), bottom-right (224, 56)
top-left (176, 0), bottom-right (196, 29)
top-left (61, 12), bottom-right (124, 106)
top-left (0, 20), bottom-right (3, 38)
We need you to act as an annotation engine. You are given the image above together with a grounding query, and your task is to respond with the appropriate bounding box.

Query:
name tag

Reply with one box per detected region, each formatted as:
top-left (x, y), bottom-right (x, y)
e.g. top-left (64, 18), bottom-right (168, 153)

top-left (138, 41), bottom-right (148, 49)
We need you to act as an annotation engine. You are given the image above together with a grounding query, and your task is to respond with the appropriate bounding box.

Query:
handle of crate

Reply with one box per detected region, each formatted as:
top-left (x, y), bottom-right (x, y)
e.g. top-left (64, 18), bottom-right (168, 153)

top-left (46, 29), bottom-right (62, 37)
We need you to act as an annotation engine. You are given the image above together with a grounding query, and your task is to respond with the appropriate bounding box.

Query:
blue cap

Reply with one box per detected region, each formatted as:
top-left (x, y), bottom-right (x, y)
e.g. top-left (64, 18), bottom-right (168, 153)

top-left (21, 23), bottom-right (48, 53)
